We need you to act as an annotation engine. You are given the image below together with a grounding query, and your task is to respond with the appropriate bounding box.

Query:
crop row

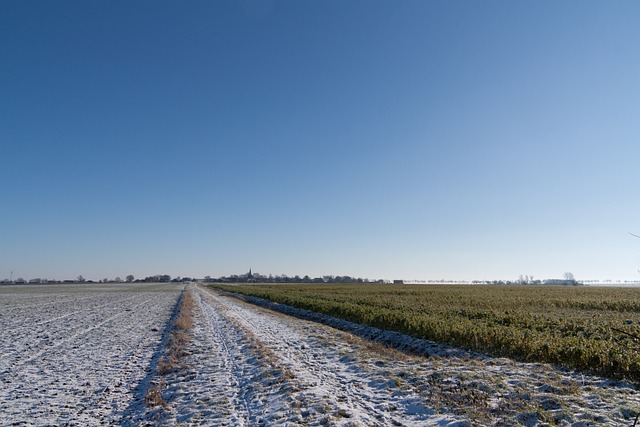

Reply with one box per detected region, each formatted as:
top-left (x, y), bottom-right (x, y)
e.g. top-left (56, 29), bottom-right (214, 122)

top-left (212, 284), bottom-right (640, 381)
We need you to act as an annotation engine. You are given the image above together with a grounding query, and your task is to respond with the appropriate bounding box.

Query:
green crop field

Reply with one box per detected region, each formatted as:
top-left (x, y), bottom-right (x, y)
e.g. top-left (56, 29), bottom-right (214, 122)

top-left (212, 283), bottom-right (640, 381)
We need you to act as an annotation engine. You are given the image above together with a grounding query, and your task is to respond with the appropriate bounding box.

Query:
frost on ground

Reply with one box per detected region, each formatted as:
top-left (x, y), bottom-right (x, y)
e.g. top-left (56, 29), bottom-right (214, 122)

top-left (148, 285), bottom-right (640, 426)
top-left (2, 283), bottom-right (640, 426)
top-left (0, 283), bottom-right (183, 426)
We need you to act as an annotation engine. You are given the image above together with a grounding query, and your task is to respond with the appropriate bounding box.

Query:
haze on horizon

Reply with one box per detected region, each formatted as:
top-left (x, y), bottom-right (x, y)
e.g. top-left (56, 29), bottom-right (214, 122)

top-left (2, 1), bottom-right (640, 283)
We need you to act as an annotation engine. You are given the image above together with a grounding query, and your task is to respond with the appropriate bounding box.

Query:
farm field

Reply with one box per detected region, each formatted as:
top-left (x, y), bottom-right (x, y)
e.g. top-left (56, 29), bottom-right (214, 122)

top-left (0, 283), bottom-right (183, 426)
top-left (214, 284), bottom-right (640, 381)
top-left (3, 282), bottom-right (640, 426)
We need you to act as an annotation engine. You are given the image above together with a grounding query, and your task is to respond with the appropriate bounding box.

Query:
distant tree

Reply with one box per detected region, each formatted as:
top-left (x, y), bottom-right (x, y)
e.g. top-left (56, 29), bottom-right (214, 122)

top-left (126, 275), bottom-right (134, 282)
top-left (144, 274), bottom-right (172, 282)
top-left (77, 275), bottom-right (85, 283)
top-left (114, 276), bottom-right (122, 283)
top-left (563, 272), bottom-right (577, 285)
top-left (518, 275), bottom-right (533, 285)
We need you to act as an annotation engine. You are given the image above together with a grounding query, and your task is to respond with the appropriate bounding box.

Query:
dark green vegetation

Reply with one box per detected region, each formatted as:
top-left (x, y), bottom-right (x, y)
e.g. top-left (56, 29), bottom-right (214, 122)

top-left (212, 284), bottom-right (640, 381)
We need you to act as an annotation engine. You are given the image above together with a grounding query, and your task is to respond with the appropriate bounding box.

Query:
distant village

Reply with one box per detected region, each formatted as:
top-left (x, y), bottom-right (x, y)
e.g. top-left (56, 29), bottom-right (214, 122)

top-left (4, 269), bottom-right (640, 286)
top-left (0, 270), bottom-right (385, 285)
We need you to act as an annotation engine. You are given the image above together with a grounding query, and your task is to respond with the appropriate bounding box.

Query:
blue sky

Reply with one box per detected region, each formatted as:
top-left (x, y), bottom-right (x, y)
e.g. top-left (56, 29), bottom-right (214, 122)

top-left (2, 0), bottom-right (640, 282)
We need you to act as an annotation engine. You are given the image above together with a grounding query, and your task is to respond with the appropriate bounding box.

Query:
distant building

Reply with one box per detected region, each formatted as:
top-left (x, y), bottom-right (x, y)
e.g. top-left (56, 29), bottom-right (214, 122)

top-left (393, 280), bottom-right (404, 284)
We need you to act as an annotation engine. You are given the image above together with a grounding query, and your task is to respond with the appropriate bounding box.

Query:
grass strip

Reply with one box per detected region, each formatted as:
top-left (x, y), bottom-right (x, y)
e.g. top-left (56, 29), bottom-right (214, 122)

top-left (145, 287), bottom-right (194, 407)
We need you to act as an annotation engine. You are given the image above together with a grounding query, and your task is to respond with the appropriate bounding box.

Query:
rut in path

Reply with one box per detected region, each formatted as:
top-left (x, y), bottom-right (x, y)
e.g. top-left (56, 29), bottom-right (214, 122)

top-left (155, 287), bottom-right (296, 426)
top-left (160, 286), bottom-right (462, 427)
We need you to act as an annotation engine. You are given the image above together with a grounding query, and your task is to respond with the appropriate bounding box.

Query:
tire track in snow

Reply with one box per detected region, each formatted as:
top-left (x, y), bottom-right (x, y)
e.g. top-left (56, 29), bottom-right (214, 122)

top-left (195, 286), bottom-right (462, 426)
top-left (201, 289), bottom-right (401, 425)
top-left (199, 290), bottom-right (252, 426)
top-left (153, 288), bottom-right (295, 426)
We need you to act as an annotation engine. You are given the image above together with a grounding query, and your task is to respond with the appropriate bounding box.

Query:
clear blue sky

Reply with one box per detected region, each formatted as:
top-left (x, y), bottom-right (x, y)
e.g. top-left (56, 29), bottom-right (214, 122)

top-left (2, 0), bottom-right (639, 282)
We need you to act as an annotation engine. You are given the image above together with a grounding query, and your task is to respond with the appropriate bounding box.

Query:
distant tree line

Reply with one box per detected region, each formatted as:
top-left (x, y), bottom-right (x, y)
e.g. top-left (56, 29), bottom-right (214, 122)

top-left (471, 272), bottom-right (582, 286)
top-left (133, 275), bottom-right (197, 283)
top-left (1, 270), bottom-right (587, 286)
top-left (202, 271), bottom-right (384, 284)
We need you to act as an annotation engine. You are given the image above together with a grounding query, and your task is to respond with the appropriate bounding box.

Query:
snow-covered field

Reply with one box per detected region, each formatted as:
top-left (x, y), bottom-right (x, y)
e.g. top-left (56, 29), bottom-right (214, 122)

top-left (0, 283), bottom-right (183, 425)
top-left (2, 283), bottom-right (640, 426)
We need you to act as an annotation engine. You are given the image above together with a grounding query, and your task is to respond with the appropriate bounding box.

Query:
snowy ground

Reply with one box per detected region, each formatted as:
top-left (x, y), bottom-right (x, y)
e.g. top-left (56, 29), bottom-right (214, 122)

top-left (0, 283), bottom-right (183, 426)
top-left (2, 283), bottom-right (640, 426)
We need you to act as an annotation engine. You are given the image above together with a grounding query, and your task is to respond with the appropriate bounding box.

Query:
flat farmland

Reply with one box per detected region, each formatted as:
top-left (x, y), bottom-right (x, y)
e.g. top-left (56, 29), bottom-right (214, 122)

top-left (4, 282), bottom-right (640, 426)
top-left (0, 283), bottom-right (183, 425)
